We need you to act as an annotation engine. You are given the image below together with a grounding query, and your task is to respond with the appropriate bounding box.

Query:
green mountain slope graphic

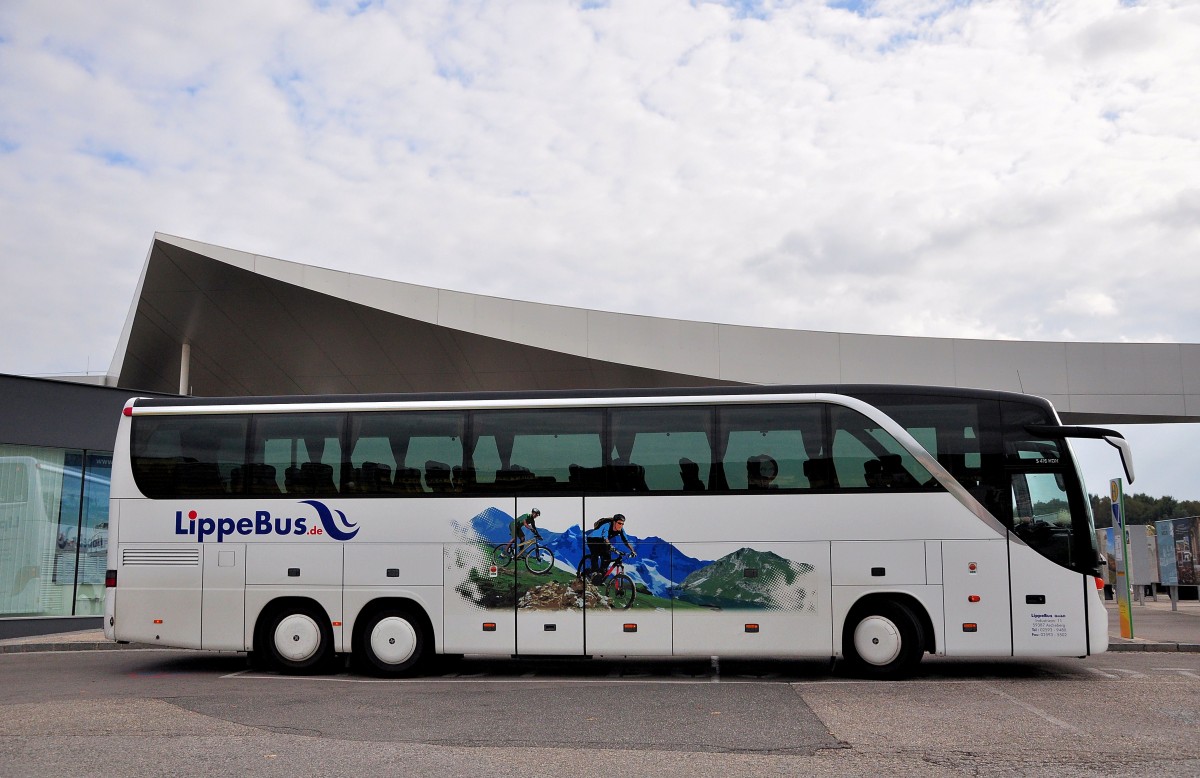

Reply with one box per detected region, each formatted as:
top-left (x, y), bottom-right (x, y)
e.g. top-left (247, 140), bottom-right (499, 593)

top-left (674, 547), bottom-right (816, 611)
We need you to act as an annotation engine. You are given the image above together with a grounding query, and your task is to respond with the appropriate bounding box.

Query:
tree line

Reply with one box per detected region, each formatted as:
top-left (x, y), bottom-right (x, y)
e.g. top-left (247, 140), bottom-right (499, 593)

top-left (1090, 493), bottom-right (1200, 527)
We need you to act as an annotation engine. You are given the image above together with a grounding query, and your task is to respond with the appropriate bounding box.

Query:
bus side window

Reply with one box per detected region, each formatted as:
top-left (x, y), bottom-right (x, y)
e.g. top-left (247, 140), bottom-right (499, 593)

top-left (471, 409), bottom-right (603, 494)
top-left (717, 404), bottom-right (825, 492)
top-left (348, 411), bottom-right (465, 496)
top-left (1011, 471), bottom-right (1075, 568)
top-left (131, 415), bottom-right (247, 498)
top-left (830, 406), bottom-right (934, 491)
top-left (609, 407), bottom-right (713, 492)
top-left (131, 421), bottom-right (184, 498)
top-left (251, 413), bottom-right (344, 497)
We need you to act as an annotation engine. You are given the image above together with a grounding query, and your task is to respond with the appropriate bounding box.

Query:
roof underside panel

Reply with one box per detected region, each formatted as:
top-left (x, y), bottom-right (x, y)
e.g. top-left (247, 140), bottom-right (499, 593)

top-left (114, 242), bottom-right (735, 396)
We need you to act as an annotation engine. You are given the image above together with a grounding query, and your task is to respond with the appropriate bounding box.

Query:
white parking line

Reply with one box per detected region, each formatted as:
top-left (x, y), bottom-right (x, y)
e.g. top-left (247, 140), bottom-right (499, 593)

top-left (1152, 668), bottom-right (1200, 679)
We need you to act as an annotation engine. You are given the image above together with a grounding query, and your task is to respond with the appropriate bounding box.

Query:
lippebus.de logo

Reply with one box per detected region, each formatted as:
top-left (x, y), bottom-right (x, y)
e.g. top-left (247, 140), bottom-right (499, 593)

top-left (173, 499), bottom-right (359, 542)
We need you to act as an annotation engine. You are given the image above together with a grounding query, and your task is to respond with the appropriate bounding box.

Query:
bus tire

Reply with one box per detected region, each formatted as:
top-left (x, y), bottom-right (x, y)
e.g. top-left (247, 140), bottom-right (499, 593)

top-left (263, 602), bottom-right (334, 675)
top-left (842, 599), bottom-right (924, 679)
top-left (358, 608), bottom-right (426, 677)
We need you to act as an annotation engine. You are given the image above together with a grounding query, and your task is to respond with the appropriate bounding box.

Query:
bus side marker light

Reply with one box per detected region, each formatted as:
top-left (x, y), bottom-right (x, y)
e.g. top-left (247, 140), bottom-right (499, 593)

top-left (1095, 576), bottom-right (1105, 590)
top-left (153, 619), bottom-right (163, 624)
top-left (332, 621), bottom-right (342, 627)
top-left (623, 624), bottom-right (637, 633)
top-left (962, 623), bottom-right (978, 632)
top-left (482, 623), bottom-right (496, 632)
top-left (745, 624), bottom-right (760, 633)
top-left (968, 595), bottom-right (981, 603)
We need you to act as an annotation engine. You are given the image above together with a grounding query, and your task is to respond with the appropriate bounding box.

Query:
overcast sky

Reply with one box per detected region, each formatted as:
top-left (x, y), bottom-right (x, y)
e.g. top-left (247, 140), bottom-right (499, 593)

top-left (1, 0), bottom-right (1197, 499)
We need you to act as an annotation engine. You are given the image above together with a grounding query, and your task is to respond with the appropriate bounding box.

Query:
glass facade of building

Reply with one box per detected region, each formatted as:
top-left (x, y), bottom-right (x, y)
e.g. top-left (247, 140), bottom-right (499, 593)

top-left (0, 442), bottom-right (111, 618)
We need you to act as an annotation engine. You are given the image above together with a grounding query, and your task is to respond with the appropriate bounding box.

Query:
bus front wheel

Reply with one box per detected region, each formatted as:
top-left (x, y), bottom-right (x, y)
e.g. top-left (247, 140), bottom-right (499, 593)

top-left (264, 603), bottom-right (333, 674)
top-left (358, 609), bottom-right (426, 676)
top-left (842, 600), bottom-right (924, 679)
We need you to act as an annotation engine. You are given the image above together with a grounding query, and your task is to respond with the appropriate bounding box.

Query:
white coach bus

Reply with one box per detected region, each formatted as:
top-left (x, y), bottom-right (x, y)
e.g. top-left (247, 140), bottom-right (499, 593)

top-left (103, 385), bottom-right (1133, 678)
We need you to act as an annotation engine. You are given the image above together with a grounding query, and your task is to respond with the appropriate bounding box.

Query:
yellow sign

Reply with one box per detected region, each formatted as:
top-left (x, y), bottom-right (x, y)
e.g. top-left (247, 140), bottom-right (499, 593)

top-left (1111, 478), bottom-right (1134, 640)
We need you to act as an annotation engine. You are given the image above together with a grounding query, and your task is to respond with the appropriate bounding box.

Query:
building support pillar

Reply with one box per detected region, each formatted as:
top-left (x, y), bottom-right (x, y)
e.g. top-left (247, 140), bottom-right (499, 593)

top-left (179, 342), bottom-right (191, 396)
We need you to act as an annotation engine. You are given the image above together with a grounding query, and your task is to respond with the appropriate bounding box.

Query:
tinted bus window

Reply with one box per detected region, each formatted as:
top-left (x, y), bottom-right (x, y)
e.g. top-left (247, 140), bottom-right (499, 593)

top-left (348, 411), bottom-right (464, 494)
top-left (718, 404), bottom-right (825, 491)
top-left (609, 407), bottom-right (713, 492)
top-left (830, 406), bottom-right (935, 490)
top-left (472, 409), bottom-right (604, 493)
top-left (249, 413), bottom-right (344, 497)
top-left (131, 415), bottom-right (249, 498)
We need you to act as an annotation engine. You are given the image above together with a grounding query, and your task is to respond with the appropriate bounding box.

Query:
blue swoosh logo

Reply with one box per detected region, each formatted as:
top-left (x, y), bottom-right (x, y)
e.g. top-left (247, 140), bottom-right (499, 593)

top-left (300, 499), bottom-right (359, 541)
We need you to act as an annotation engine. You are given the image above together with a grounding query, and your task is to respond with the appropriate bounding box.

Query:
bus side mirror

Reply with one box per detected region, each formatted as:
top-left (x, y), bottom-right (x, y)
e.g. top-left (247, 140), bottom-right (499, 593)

top-left (1103, 435), bottom-right (1135, 484)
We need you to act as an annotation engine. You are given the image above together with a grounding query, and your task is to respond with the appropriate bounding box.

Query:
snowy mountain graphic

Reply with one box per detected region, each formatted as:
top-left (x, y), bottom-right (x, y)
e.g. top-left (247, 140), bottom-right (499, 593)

top-left (461, 508), bottom-right (712, 596)
top-left (464, 506), bottom-right (517, 544)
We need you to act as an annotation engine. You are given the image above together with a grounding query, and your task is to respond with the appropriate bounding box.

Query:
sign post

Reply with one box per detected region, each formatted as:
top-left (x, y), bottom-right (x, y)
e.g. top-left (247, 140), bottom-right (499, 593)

top-left (1111, 478), bottom-right (1134, 639)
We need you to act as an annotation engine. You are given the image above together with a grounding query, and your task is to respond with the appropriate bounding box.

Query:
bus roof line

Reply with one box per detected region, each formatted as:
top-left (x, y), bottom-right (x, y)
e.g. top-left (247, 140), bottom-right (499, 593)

top-left (126, 391), bottom-right (872, 415)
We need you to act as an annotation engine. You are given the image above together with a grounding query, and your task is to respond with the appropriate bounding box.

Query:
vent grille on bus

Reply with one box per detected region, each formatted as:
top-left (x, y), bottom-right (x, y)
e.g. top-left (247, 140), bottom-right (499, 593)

top-left (121, 548), bottom-right (200, 566)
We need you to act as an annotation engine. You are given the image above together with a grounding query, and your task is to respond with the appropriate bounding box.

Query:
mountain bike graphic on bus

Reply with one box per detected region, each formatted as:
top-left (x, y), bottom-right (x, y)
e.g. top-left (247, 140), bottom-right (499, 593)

top-left (491, 535), bottom-right (555, 574)
top-left (579, 549), bottom-right (636, 609)
top-left (453, 507), bottom-right (817, 613)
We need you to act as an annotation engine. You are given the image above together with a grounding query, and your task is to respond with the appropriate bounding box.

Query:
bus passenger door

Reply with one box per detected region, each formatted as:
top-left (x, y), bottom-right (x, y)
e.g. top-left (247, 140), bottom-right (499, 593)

top-left (515, 498), bottom-right (584, 655)
top-left (1004, 434), bottom-right (1089, 656)
top-left (1009, 540), bottom-right (1088, 656)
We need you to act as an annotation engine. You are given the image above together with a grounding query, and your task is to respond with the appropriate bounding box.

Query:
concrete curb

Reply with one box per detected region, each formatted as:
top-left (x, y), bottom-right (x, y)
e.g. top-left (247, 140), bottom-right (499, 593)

top-left (1107, 641), bottom-right (1200, 653)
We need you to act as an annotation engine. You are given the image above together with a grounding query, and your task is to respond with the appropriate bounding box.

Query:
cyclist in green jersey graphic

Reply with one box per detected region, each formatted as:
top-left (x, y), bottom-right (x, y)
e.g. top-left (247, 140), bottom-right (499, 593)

top-left (509, 508), bottom-right (543, 550)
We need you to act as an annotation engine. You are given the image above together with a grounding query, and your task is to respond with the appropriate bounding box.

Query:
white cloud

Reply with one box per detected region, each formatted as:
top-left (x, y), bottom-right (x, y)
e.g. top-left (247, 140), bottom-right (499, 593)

top-left (1051, 290), bottom-right (1118, 317)
top-left (0, 0), bottom-right (1198, 493)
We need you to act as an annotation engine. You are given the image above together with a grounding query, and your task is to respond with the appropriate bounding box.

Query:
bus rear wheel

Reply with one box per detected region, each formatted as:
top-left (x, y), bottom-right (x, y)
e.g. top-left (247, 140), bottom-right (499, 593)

top-left (264, 603), bottom-right (333, 675)
top-left (842, 600), bottom-right (924, 679)
top-left (358, 609), bottom-right (426, 676)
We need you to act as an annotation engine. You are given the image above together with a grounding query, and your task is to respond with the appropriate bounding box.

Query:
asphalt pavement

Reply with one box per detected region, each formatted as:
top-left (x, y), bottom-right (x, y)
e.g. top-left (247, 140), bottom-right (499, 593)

top-left (3, 596), bottom-right (1197, 654)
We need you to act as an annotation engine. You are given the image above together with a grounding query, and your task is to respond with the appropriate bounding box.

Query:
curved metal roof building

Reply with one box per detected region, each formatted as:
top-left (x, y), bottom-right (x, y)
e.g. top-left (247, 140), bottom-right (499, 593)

top-left (109, 233), bottom-right (1200, 425)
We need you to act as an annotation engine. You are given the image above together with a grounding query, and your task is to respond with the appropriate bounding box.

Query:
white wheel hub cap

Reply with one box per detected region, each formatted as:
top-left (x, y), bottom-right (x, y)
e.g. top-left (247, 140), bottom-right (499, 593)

top-left (854, 615), bottom-right (902, 666)
top-left (274, 613), bottom-right (322, 662)
top-left (371, 617), bottom-right (418, 665)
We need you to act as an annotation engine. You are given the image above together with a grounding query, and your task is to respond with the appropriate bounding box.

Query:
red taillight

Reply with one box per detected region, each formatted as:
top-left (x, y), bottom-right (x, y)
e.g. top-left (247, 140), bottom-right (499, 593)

top-left (105, 569), bottom-right (117, 588)
top-left (1095, 576), bottom-right (1105, 590)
